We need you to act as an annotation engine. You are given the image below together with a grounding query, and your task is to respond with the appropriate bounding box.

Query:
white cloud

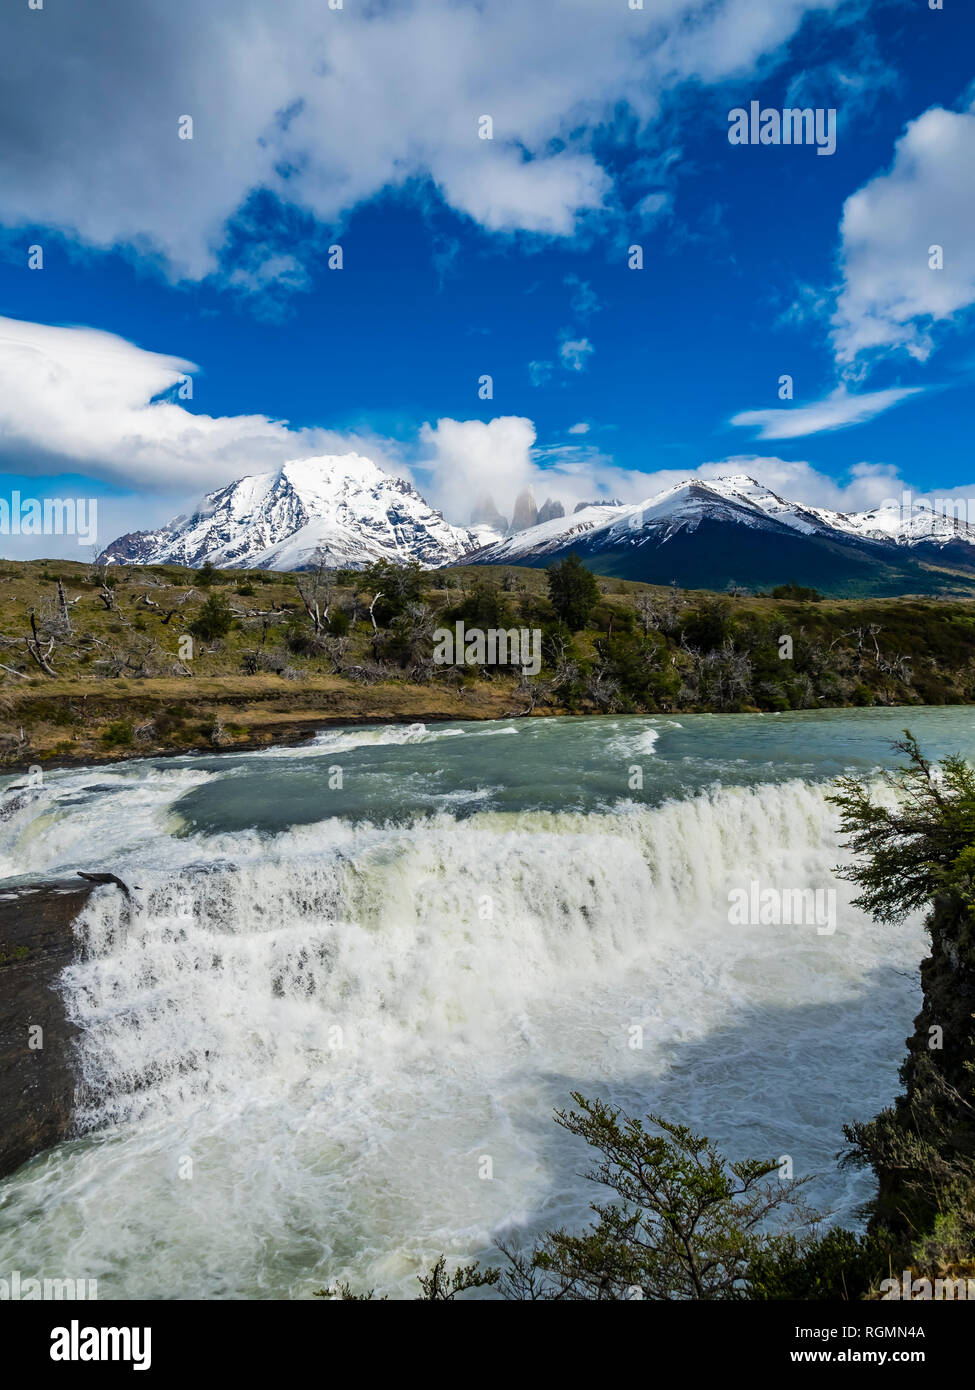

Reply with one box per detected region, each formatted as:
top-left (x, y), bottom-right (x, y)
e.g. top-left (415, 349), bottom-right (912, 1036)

top-left (415, 421), bottom-right (916, 524)
top-left (0, 0), bottom-right (850, 280)
top-left (559, 336), bottom-right (594, 372)
top-left (418, 417), bottom-right (653, 518)
top-left (730, 384), bottom-right (923, 439)
top-left (832, 105), bottom-right (975, 365)
top-left (528, 360), bottom-right (554, 387)
top-left (0, 318), bottom-right (931, 552)
top-left (634, 191), bottom-right (673, 223)
top-left (694, 456), bottom-right (908, 513)
top-left (418, 417), bottom-right (539, 522)
top-left (564, 275), bottom-right (601, 320)
top-left (0, 315), bottom-right (400, 491)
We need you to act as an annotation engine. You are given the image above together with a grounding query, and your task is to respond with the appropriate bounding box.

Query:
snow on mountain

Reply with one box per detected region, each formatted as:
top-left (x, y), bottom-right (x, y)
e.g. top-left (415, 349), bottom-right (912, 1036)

top-left (814, 500), bottom-right (975, 549)
top-left (469, 477), bottom-right (833, 564)
top-left (98, 453), bottom-right (501, 571)
top-left (469, 501), bottom-right (632, 564)
top-left (469, 475), bottom-right (975, 565)
top-left (99, 458), bottom-right (975, 586)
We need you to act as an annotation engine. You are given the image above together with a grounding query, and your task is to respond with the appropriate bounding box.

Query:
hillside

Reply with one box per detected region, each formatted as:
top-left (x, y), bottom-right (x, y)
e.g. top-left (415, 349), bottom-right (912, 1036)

top-left (469, 478), bottom-right (975, 598)
top-left (1, 555), bottom-right (975, 768)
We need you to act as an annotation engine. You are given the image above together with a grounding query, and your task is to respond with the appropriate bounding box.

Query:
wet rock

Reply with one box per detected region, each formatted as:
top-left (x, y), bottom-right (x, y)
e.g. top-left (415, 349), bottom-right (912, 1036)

top-left (0, 879), bottom-right (95, 1178)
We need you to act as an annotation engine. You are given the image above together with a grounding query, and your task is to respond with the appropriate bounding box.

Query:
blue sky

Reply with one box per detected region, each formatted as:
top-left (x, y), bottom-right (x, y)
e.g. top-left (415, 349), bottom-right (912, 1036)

top-left (1, 0), bottom-right (974, 555)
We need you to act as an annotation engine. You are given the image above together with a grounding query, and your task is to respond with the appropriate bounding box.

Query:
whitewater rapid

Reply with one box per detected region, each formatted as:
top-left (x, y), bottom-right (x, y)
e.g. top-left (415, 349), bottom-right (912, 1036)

top-left (0, 712), bottom-right (942, 1298)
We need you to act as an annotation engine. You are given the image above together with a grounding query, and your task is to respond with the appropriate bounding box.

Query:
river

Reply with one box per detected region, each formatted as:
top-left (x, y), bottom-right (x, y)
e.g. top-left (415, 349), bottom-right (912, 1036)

top-left (1, 706), bottom-right (972, 1298)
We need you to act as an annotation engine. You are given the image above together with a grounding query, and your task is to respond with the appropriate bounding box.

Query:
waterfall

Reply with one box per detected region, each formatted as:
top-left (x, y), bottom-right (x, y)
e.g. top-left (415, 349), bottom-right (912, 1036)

top-left (0, 758), bottom-right (924, 1298)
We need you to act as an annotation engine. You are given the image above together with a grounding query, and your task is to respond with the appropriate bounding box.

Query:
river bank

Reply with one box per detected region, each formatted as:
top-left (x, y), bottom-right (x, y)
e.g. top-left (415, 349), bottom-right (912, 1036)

top-left (3, 671), bottom-right (972, 774)
top-left (4, 559), bottom-right (975, 772)
top-left (0, 673), bottom-right (542, 772)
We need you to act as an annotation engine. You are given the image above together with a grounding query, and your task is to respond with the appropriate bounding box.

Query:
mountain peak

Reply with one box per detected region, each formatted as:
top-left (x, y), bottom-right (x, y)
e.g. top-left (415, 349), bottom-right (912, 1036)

top-left (98, 452), bottom-right (496, 571)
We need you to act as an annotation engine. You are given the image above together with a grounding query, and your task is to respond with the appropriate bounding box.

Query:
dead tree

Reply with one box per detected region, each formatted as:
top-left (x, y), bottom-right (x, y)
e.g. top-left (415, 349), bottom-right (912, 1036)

top-left (25, 612), bottom-right (57, 676)
top-left (503, 673), bottom-right (551, 718)
top-left (637, 593), bottom-right (659, 635)
top-left (138, 587), bottom-right (196, 624)
top-left (56, 579), bottom-right (79, 633)
top-left (294, 551), bottom-right (332, 635)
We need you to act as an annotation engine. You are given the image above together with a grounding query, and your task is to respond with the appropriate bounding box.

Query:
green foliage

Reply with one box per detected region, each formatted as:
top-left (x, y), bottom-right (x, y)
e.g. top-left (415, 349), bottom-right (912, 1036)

top-left (827, 731), bottom-right (975, 922)
top-left (284, 620), bottom-right (313, 655)
top-left (0, 943), bottom-right (31, 966)
top-left (445, 581), bottom-right (515, 631)
top-left (596, 631), bottom-right (678, 706)
top-left (101, 720), bottom-right (133, 747)
top-left (746, 1226), bottom-right (890, 1300)
top-left (771, 583), bottom-right (822, 602)
top-left (679, 597), bottom-right (733, 651)
top-left (189, 593), bottom-right (235, 642)
top-left (195, 560), bottom-right (218, 588)
top-left (830, 735), bottom-right (975, 1268)
top-left (590, 600), bottom-right (635, 634)
top-left (361, 559), bottom-right (426, 625)
top-left (501, 1095), bottom-right (812, 1300)
top-left (547, 553), bottom-right (600, 630)
top-left (315, 1256), bottom-right (500, 1302)
top-left (416, 1256), bottom-right (501, 1300)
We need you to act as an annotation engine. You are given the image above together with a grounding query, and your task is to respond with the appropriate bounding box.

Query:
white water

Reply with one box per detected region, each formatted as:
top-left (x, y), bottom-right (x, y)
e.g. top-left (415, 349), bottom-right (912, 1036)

top-left (0, 720), bottom-right (927, 1298)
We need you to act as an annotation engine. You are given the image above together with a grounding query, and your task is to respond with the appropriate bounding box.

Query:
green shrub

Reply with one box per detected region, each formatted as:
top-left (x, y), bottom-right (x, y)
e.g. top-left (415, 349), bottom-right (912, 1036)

top-left (101, 720), bottom-right (133, 747)
top-left (746, 1226), bottom-right (890, 1300)
top-left (546, 553), bottom-right (600, 630)
top-left (189, 593), bottom-right (234, 641)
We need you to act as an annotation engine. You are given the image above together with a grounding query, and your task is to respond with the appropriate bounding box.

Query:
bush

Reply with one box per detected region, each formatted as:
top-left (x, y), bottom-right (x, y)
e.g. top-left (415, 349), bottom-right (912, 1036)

top-left (101, 720), bottom-right (133, 747)
top-left (189, 593), bottom-right (234, 641)
top-left (444, 582), bottom-right (515, 631)
top-left (195, 560), bottom-right (219, 587)
top-left (499, 1095), bottom-right (812, 1300)
top-left (679, 597), bottom-right (733, 651)
top-left (747, 1227), bottom-right (890, 1300)
top-left (546, 552), bottom-right (600, 630)
top-left (771, 583), bottom-right (822, 602)
top-left (360, 559), bottom-right (426, 625)
top-left (829, 735), bottom-right (975, 1257)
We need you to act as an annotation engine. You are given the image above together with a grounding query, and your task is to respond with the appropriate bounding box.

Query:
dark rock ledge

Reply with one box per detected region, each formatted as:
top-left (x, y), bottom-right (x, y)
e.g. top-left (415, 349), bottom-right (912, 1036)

top-left (0, 879), bottom-right (97, 1179)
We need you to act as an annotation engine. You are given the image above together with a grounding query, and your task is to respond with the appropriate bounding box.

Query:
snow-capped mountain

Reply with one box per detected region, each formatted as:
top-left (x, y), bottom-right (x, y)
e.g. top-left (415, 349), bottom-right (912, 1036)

top-left (469, 476), bottom-right (830, 564)
top-left (465, 475), bottom-right (975, 597)
top-left (812, 499), bottom-right (975, 548)
top-left (98, 454), bottom-right (501, 571)
top-left (98, 461), bottom-right (975, 596)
